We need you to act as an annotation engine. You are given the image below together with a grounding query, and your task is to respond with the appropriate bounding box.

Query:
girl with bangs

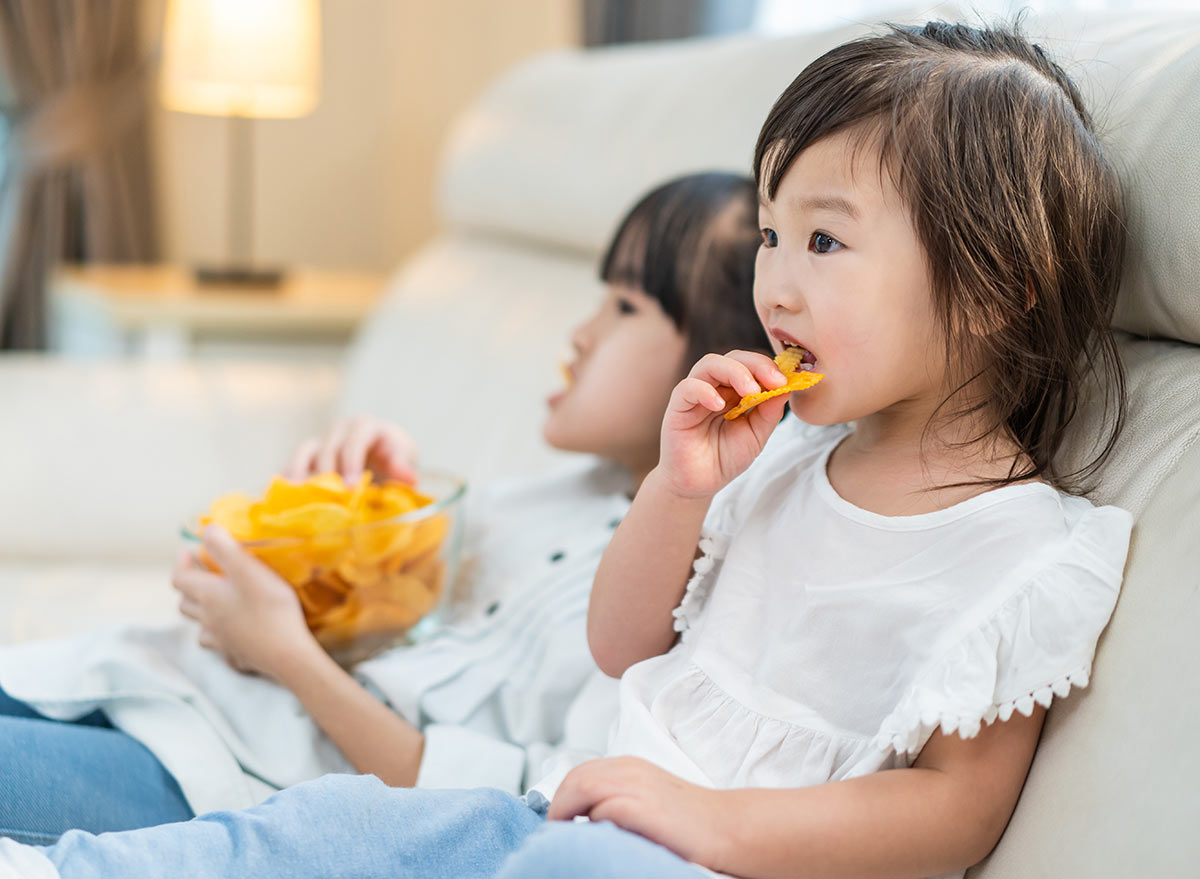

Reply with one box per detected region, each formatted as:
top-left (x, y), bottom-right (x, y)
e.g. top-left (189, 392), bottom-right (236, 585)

top-left (9, 21), bottom-right (1134, 879)
top-left (0, 172), bottom-right (769, 843)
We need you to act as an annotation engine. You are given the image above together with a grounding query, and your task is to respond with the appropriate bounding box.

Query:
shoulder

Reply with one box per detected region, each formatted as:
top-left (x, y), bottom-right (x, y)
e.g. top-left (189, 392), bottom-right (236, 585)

top-left (874, 488), bottom-right (1133, 757)
top-left (955, 485), bottom-right (1133, 581)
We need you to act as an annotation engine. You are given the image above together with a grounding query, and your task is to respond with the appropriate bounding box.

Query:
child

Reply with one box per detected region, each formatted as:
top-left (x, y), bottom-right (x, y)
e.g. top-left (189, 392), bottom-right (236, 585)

top-left (0, 172), bottom-right (769, 843)
top-left (10, 21), bottom-right (1133, 879)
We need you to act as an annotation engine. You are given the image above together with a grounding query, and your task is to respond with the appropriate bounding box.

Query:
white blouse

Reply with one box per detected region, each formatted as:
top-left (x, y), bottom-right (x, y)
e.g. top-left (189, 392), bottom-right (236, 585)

top-left (601, 417), bottom-right (1133, 800)
top-left (0, 460), bottom-right (629, 814)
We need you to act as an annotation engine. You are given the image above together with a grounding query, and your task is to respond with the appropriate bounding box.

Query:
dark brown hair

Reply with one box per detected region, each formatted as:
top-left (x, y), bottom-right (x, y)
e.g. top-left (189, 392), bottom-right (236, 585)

top-left (755, 21), bottom-right (1127, 491)
top-left (601, 172), bottom-right (771, 371)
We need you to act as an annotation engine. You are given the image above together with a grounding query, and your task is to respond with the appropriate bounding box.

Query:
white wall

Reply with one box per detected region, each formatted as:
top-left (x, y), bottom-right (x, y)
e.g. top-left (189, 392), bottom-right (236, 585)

top-left (147, 0), bottom-right (579, 272)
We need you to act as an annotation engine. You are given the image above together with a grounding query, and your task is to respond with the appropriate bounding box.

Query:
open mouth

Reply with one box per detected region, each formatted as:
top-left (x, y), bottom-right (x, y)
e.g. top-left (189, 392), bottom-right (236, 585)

top-left (769, 327), bottom-right (817, 371)
top-left (775, 340), bottom-right (818, 372)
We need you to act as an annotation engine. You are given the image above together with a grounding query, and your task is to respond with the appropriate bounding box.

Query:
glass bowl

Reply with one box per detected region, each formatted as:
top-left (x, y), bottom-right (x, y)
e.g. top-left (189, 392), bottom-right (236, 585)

top-left (183, 470), bottom-right (466, 666)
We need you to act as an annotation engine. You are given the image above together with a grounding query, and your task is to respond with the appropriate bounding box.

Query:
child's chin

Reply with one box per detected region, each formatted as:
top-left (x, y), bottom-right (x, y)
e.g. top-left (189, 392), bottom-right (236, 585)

top-left (787, 394), bottom-right (835, 425)
top-left (541, 415), bottom-right (577, 452)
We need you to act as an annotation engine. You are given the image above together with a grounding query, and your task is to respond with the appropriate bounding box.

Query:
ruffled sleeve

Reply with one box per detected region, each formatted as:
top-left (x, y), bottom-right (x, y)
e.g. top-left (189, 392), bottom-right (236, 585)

top-left (872, 503), bottom-right (1134, 757)
top-left (671, 531), bottom-right (731, 637)
top-left (670, 474), bottom-right (746, 638)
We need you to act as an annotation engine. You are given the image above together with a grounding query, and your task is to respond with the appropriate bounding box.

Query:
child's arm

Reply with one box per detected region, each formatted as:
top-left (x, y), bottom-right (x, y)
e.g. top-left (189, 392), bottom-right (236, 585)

top-left (585, 469), bottom-right (710, 677)
top-left (549, 707), bottom-right (1047, 878)
top-left (589, 351), bottom-right (789, 677)
top-left (174, 527), bottom-right (427, 786)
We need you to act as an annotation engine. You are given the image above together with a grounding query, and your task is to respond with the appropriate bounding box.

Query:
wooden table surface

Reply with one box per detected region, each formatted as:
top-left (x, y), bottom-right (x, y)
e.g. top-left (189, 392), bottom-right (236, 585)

top-left (52, 264), bottom-right (387, 334)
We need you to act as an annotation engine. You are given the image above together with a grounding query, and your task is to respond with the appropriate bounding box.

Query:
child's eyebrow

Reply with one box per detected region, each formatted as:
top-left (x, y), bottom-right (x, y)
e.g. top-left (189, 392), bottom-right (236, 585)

top-left (794, 194), bottom-right (861, 221)
top-left (756, 192), bottom-right (861, 222)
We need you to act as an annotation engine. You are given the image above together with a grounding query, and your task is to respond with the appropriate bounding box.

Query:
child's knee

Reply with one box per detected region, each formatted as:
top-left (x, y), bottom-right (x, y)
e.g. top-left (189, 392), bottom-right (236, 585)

top-left (247, 772), bottom-right (393, 824)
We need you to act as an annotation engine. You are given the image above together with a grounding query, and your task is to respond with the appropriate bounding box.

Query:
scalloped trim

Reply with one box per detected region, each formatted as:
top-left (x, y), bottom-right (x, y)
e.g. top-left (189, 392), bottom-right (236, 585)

top-left (671, 531), bottom-right (729, 638)
top-left (872, 666), bottom-right (1092, 756)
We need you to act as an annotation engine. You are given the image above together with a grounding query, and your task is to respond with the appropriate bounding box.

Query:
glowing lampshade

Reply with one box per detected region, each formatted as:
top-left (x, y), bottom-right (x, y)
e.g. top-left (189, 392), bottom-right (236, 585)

top-left (160, 0), bottom-right (321, 119)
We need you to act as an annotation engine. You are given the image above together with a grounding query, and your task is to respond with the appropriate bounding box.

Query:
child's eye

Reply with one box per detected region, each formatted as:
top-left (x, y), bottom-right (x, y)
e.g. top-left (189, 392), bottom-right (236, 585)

top-left (760, 228), bottom-right (778, 248)
top-left (616, 297), bottom-right (637, 315)
top-left (809, 232), bottom-right (842, 254)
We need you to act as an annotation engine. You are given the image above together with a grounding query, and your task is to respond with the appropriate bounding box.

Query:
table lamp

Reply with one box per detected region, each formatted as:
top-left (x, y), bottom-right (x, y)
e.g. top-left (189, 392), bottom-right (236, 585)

top-left (160, 0), bottom-right (321, 286)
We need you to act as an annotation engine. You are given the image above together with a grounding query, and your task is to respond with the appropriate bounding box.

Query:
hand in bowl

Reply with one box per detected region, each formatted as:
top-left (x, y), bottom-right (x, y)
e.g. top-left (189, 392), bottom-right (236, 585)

top-left (173, 524), bottom-right (319, 679)
top-left (284, 415), bottom-right (418, 485)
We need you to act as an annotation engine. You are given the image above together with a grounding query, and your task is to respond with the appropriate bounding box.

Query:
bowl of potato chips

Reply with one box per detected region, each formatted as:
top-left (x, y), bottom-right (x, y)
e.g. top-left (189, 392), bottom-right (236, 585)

top-left (183, 470), bottom-right (466, 666)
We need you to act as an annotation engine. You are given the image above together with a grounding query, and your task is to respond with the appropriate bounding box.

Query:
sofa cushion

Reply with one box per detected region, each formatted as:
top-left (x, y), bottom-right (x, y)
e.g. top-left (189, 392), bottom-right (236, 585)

top-left (338, 234), bottom-right (601, 487)
top-left (1034, 12), bottom-right (1200, 345)
top-left (1057, 335), bottom-right (1200, 517)
top-left (436, 17), bottom-right (922, 258)
top-left (441, 10), bottom-right (1200, 346)
top-left (0, 360), bottom-right (337, 563)
top-left (972, 388), bottom-right (1200, 877)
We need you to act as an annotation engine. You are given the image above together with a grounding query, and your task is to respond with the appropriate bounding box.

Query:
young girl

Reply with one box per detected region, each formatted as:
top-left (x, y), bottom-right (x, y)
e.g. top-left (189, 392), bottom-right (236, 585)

top-left (0, 172), bottom-right (769, 843)
top-left (7, 21), bottom-right (1133, 879)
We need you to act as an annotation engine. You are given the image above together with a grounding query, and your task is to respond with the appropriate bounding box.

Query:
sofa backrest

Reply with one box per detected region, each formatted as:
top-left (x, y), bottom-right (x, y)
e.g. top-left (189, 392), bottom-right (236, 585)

top-left (340, 13), bottom-right (1200, 875)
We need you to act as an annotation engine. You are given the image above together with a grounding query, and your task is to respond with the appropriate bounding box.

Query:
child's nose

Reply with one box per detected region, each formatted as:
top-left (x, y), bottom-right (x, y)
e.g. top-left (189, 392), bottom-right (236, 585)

top-left (570, 321), bottom-right (592, 353)
top-left (755, 261), bottom-right (803, 314)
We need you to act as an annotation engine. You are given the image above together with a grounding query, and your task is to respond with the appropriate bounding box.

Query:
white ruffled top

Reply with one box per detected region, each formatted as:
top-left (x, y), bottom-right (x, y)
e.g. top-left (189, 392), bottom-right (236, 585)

top-left (607, 417), bottom-right (1133, 794)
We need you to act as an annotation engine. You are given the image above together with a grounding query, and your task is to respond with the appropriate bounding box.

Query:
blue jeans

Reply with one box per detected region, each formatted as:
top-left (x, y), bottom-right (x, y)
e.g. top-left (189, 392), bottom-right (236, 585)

top-left (39, 774), bottom-right (704, 878)
top-left (0, 686), bottom-right (193, 844)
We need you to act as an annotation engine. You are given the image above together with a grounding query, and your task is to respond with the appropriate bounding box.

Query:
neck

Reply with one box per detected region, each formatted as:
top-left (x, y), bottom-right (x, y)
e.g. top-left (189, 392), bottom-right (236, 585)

top-left (836, 401), bottom-right (1029, 514)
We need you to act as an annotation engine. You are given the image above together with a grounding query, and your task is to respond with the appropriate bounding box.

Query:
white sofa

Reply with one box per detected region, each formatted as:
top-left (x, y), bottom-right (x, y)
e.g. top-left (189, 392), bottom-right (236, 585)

top-left (1, 9), bottom-right (1197, 877)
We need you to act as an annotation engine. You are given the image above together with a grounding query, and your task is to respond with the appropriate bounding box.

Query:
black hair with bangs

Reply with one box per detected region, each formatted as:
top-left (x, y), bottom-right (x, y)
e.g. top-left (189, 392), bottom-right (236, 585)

top-left (600, 172), bottom-right (771, 371)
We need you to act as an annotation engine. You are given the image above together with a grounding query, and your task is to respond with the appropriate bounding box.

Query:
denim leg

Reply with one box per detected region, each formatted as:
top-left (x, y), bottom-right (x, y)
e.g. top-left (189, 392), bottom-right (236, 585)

top-left (0, 715), bottom-right (193, 845)
top-left (42, 774), bottom-right (544, 879)
top-left (496, 820), bottom-right (708, 879)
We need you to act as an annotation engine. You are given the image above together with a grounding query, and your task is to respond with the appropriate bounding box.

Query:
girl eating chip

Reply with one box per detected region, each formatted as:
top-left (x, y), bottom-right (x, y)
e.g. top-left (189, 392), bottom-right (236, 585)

top-left (6, 19), bottom-right (1135, 879)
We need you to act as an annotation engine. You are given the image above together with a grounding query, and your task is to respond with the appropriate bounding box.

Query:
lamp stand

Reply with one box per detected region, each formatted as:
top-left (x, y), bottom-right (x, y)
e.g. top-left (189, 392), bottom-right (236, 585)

top-left (194, 114), bottom-right (284, 288)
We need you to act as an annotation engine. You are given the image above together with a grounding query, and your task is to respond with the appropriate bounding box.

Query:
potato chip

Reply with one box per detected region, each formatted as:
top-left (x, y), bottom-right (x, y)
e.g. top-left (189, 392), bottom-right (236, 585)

top-left (723, 348), bottom-right (824, 421)
top-left (774, 346), bottom-right (805, 375)
top-left (295, 576), bottom-right (347, 623)
top-left (197, 471), bottom-right (454, 664)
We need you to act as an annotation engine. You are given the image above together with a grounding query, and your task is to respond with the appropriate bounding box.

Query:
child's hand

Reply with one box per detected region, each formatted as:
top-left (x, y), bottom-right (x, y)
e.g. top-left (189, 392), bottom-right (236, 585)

top-left (548, 757), bottom-right (732, 869)
top-left (658, 350), bottom-right (790, 498)
top-left (284, 415), bottom-right (418, 484)
top-left (172, 525), bottom-right (320, 680)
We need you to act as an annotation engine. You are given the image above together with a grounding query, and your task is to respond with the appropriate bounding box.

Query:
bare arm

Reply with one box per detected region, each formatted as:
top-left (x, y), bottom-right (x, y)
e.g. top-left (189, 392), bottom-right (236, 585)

top-left (273, 642), bottom-right (426, 787)
top-left (550, 707), bottom-right (1046, 879)
top-left (587, 467), bottom-right (711, 677)
top-left (713, 707), bottom-right (1046, 878)
top-left (588, 351), bottom-right (790, 678)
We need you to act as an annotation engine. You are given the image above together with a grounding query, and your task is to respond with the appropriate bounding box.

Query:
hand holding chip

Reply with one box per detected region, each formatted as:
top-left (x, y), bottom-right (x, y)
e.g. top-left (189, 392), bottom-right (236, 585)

top-left (658, 350), bottom-right (792, 499)
top-left (284, 415), bottom-right (418, 485)
top-left (173, 525), bottom-right (319, 680)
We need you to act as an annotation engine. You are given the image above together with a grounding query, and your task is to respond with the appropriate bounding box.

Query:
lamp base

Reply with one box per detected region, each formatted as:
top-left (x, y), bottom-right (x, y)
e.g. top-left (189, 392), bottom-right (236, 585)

top-left (193, 265), bottom-right (286, 288)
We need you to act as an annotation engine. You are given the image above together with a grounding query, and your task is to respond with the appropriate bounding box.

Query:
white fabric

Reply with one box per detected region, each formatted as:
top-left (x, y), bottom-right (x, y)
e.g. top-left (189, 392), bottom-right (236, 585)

top-left (0, 839), bottom-right (58, 879)
top-left (0, 460), bottom-right (629, 813)
top-left (597, 416), bottom-right (1131, 799)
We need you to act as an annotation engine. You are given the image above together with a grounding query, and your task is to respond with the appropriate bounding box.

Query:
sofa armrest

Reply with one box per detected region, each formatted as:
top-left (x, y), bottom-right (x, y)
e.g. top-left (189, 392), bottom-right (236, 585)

top-left (0, 356), bottom-right (339, 563)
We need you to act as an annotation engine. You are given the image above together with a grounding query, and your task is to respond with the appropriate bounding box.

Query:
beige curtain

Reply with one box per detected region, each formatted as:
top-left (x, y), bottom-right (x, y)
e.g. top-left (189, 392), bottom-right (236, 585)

top-left (0, 0), bottom-right (158, 350)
